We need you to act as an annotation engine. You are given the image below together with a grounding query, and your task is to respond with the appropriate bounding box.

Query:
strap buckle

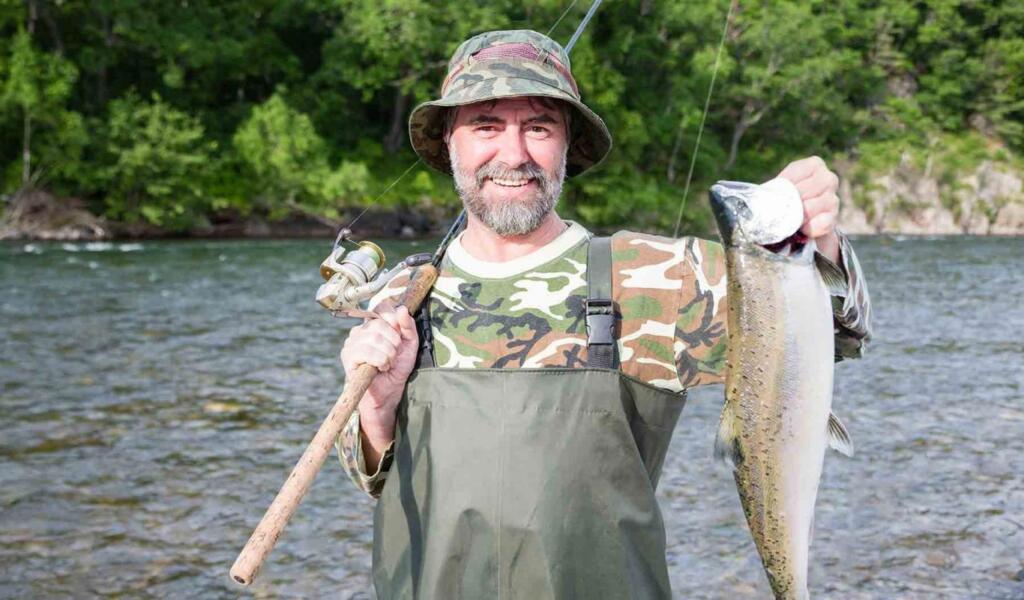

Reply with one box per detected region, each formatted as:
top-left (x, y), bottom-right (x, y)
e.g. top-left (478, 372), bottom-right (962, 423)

top-left (585, 299), bottom-right (615, 345)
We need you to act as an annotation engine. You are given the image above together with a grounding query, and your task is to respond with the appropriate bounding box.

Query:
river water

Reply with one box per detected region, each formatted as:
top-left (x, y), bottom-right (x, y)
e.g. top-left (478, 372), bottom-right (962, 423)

top-left (1, 236), bottom-right (1021, 599)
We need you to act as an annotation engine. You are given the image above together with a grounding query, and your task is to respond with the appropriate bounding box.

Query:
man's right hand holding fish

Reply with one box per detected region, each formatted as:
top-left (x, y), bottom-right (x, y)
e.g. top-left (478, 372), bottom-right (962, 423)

top-left (777, 155), bottom-right (843, 263)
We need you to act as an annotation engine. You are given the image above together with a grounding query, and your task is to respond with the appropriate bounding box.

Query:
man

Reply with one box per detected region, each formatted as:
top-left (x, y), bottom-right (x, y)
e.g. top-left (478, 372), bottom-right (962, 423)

top-left (336, 30), bottom-right (870, 598)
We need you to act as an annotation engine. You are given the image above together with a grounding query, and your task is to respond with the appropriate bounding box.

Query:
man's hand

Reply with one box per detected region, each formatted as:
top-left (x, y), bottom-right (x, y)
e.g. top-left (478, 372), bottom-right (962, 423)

top-left (776, 156), bottom-right (841, 263)
top-left (340, 304), bottom-right (419, 466)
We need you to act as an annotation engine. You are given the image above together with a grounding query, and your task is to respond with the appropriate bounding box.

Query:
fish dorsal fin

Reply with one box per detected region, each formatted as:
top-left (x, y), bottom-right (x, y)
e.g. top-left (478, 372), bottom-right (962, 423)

top-left (827, 411), bottom-right (855, 457)
top-left (713, 401), bottom-right (741, 471)
top-left (814, 252), bottom-right (848, 296)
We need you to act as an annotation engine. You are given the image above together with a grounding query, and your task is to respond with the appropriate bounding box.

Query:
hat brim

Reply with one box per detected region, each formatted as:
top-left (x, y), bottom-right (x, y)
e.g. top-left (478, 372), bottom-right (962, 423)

top-left (408, 77), bottom-right (612, 178)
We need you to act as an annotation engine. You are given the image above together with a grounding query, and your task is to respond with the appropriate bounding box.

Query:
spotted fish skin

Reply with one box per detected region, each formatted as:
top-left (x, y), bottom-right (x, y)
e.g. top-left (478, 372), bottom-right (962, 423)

top-left (711, 181), bottom-right (841, 600)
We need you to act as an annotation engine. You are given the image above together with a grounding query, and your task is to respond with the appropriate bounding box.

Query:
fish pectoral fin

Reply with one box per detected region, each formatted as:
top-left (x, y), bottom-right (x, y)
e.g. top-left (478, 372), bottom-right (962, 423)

top-left (827, 411), bottom-right (855, 457)
top-left (814, 251), bottom-right (848, 296)
top-left (713, 402), bottom-right (741, 471)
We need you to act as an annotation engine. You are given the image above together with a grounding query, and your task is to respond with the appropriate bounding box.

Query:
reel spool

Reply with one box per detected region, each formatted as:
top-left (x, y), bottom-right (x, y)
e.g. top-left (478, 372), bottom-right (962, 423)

top-left (319, 240), bottom-right (385, 286)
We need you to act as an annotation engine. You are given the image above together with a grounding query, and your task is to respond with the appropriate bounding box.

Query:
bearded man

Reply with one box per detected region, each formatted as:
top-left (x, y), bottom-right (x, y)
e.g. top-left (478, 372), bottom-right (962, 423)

top-left (335, 30), bottom-right (871, 599)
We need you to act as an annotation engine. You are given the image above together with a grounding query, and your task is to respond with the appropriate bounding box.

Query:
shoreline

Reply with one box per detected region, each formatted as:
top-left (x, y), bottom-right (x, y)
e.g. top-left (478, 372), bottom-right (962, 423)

top-left (5, 218), bottom-right (1023, 242)
top-left (3, 190), bottom-right (1022, 242)
top-left (0, 190), bottom-right (449, 242)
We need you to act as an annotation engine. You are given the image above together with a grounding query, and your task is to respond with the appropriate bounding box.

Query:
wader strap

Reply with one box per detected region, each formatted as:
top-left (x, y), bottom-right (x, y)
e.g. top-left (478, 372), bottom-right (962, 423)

top-left (585, 236), bottom-right (619, 369)
top-left (414, 295), bottom-right (436, 369)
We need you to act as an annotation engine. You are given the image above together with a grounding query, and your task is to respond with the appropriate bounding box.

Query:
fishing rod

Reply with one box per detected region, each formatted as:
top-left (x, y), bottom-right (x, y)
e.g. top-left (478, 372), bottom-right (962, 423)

top-left (228, 1), bottom-right (604, 587)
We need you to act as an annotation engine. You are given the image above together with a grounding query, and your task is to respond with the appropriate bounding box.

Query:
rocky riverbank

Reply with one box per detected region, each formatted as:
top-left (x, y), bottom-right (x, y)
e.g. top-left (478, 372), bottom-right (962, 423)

top-left (836, 155), bottom-right (1024, 236)
top-left (5, 162), bottom-right (1024, 241)
top-left (0, 190), bottom-right (109, 241)
top-left (0, 190), bottom-right (443, 241)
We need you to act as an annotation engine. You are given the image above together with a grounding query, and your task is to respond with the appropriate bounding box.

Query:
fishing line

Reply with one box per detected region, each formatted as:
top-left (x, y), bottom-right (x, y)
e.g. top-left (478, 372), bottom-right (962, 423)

top-left (343, 157), bottom-right (423, 233)
top-left (672, 0), bottom-right (734, 239)
top-left (546, 0), bottom-right (581, 36)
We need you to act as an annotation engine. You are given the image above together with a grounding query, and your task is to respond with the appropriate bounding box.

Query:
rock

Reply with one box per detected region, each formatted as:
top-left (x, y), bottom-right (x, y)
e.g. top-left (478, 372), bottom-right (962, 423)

top-left (992, 202), bottom-right (1024, 235)
top-left (1, 189), bottom-right (109, 240)
top-left (924, 549), bottom-right (959, 568)
top-left (203, 401), bottom-right (244, 415)
top-left (242, 219), bottom-right (272, 237)
top-left (837, 153), bottom-right (1024, 235)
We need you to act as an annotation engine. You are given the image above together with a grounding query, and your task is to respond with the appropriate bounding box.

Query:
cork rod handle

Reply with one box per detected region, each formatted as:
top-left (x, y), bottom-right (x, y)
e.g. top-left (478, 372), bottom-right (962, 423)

top-left (229, 265), bottom-right (438, 586)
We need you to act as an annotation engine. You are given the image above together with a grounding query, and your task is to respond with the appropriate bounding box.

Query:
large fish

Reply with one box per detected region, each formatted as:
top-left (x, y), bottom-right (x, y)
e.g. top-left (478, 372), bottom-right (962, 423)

top-left (709, 179), bottom-right (853, 600)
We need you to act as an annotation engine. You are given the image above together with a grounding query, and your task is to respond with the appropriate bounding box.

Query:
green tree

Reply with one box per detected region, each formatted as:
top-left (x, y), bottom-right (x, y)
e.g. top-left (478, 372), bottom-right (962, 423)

top-left (233, 92), bottom-right (369, 219)
top-left (1, 27), bottom-right (81, 189)
top-left (0, 0), bottom-right (1018, 234)
top-left (317, 0), bottom-right (512, 153)
top-left (709, 2), bottom-right (853, 171)
top-left (101, 92), bottom-right (214, 229)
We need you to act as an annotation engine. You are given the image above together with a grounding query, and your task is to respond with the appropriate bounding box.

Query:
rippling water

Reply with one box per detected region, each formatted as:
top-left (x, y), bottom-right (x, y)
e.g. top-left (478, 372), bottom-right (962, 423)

top-left (1, 237), bottom-right (1022, 599)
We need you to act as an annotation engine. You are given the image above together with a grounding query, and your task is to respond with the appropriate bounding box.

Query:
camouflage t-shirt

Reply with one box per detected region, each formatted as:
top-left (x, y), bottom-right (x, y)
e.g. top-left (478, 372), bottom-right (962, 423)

top-left (337, 222), bottom-right (872, 497)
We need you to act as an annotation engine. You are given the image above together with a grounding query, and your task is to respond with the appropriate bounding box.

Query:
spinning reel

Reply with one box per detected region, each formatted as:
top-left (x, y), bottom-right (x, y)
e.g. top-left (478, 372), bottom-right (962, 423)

top-left (315, 229), bottom-right (431, 319)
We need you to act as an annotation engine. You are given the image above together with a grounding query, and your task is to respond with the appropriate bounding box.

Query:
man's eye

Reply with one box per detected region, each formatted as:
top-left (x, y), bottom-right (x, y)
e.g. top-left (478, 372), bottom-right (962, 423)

top-left (527, 126), bottom-right (550, 136)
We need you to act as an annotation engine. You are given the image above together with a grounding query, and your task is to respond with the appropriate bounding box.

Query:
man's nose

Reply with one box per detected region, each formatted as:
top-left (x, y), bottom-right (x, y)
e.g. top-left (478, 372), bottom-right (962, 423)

top-left (495, 128), bottom-right (531, 168)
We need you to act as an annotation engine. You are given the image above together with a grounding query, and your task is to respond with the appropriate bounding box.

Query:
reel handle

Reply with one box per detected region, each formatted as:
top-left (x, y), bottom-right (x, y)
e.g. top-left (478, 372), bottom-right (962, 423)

top-left (230, 264), bottom-right (439, 586)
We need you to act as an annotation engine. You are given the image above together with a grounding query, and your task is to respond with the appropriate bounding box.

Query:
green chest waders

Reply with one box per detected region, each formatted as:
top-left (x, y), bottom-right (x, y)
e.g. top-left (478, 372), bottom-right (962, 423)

top-left (372, 238), bottom-right (687, 599)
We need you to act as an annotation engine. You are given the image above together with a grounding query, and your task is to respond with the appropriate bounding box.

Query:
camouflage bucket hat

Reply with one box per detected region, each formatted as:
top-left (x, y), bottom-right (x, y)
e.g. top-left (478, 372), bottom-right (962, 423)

top-left (408, 29), bottom-right (613, 177)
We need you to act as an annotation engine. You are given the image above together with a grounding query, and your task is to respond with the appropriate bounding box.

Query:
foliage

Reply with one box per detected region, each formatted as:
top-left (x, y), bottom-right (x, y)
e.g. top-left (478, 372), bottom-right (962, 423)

top-left (0, 27), bottom-right (84, 190)
top-left (100, 93), bottom-right (214, 229)
top-left (0, 0), bottom-right (1019, 234)
top-left (233, 91), bottom-right (370, 219)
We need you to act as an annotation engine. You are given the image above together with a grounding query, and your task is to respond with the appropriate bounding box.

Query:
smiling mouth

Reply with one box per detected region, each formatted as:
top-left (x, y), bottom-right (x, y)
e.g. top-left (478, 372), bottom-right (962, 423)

top-left (488, 177), bottom-right (534, 188)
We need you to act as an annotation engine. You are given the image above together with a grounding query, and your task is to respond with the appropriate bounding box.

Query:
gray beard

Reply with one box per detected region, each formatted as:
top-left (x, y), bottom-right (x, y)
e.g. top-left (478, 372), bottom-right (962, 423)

top-left (450, 145), bottom-right (566, 236)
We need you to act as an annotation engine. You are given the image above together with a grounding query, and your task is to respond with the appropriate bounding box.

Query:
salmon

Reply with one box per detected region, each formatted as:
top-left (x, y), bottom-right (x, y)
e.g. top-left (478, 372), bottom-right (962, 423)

top-left (709, 180), bottom-right (853, 600)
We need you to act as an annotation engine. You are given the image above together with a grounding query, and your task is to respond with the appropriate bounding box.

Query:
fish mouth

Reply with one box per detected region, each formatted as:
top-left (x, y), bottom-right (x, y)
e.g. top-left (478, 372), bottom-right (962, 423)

top-left (761, 231), bottom-right (811, 257)
top-left (709, 181), bottom-right (755, 247)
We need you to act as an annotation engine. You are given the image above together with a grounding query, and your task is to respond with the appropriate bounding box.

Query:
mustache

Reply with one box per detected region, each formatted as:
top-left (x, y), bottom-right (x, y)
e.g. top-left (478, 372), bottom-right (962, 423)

top-left (473, 160), bottom-right (547, 187)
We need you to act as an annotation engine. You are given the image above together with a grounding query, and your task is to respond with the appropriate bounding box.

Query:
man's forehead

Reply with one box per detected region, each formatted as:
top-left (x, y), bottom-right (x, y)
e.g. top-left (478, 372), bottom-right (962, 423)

top-left (456, 97), bottom-right (563, 120)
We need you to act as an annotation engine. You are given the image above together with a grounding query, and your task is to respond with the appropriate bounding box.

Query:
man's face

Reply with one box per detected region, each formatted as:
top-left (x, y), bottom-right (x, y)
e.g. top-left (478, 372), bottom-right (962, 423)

top-left (447, 97), bottom-right (569, 236)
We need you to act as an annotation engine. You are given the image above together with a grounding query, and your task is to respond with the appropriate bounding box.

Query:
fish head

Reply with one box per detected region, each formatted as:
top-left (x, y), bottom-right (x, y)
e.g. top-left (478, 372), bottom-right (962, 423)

top-left (709, 178), bottom-right (805, 250)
